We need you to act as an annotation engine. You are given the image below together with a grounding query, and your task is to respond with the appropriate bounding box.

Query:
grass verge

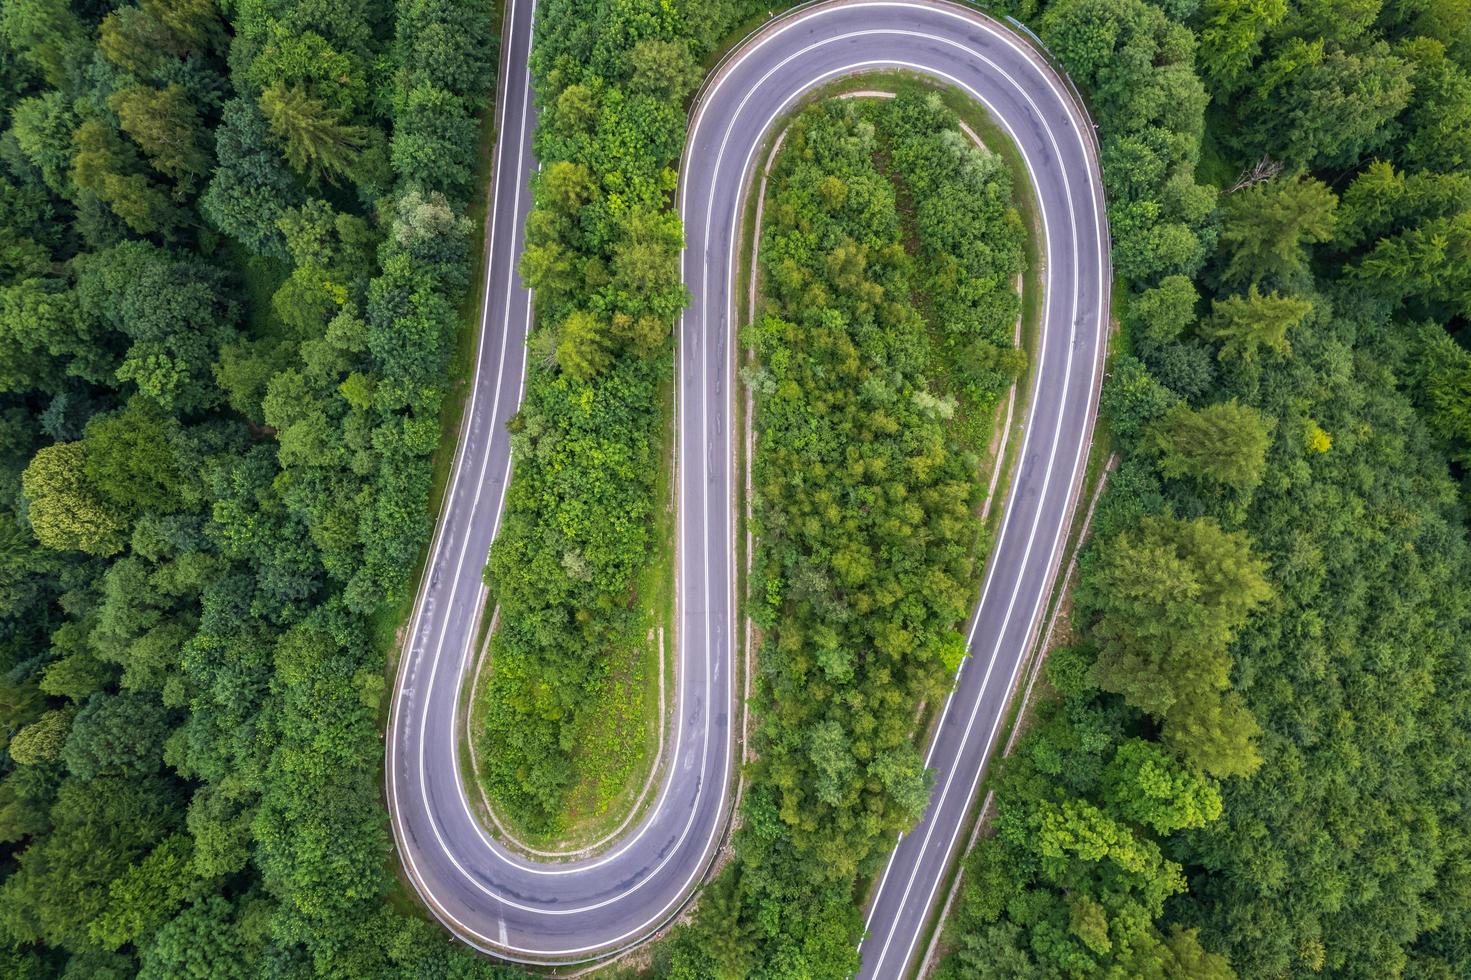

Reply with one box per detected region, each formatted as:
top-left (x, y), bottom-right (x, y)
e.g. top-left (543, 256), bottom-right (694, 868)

top-left (907, 430), bottom-right (1116, 979)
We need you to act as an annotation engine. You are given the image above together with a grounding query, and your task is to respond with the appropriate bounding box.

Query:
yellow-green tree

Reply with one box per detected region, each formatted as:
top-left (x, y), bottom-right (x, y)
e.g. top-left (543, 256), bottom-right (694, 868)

top-left (1147, 399), bottom-right (1273, 492)
top-left (21, 442), bottom-right (129, 556)
top-left (109, 84), bottom-right (211, 193)
top-left (257, 83), bottom-right (367, 183)
top-left (1200, 285), bottom-right (1312, 361)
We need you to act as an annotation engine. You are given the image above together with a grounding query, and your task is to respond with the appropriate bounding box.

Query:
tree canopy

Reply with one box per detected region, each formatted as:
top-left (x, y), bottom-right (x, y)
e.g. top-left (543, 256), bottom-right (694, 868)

top-left (936, 0), bottom-right (1471, 976)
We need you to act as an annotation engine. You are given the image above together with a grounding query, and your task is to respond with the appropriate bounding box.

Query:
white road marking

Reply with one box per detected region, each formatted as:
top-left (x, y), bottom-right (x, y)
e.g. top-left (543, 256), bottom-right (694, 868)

top-left (382, 0), bottom-right (1109, 962)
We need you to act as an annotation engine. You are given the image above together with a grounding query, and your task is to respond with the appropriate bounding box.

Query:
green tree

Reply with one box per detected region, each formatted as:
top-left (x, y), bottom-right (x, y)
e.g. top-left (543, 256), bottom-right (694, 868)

top-left (21, 442), bottom-right (129, 556)
top-left (628, 38), bottom-right (702, 101)
top-left (554, 82), bottom-right (596, 130)
top-left (1200, 285), bottom-right (1312, 361)
top-left (1218, 175), bottom-right (1337, 287)
top-left (1082, 515), bottom-right (1270, 774)
top-left (99, 6), bottom-right (178, 75)
top-left (0, 776), bottom-right (180, 951)
top-left (9, 708), bottom-right (73, 766)
top-left (109, 84), bottom-right (211, 193)
top-left (40, 646), bottom-right (111, 703)
top-left (542, 160), bottom-right (598, 213)
top-left (1411, 322), bottom-right (1471, 452)
top-left (1147, 399), bottom-right (1272, 492)
top-left (247, 29), bottom-right (366, 118)
top-left (1352, 210), bottom-right (1471, 317)
top-left (213, 340), bottom-right (289, 423)
top-left (1237, 40), bottom-right (1411, 170)
top-left (0, 764), bottom-right (59, 845)
top-left (0, 278), bottom-right (90, 394)
top-left (1022, 797), bottom-right (1188, 915)
top-left (89, 834), bottom-right (210, 951)
top-left (258, 83), bottom-right (368, 183)
top-left (610, 205), bottom-right (686, 322)
top-left (1336, 161), bottom-right (1471, 250)
top-left (83, 399), bottom-right (190, 516)
top-left (137, 896), bottom-right (262, 980)
top-left (1102, 738), bottom-right (1223, 834)
top-left (70, 118), bottom-right (177, 235)
top-left (808, 718), bottom-right (857, 807)
top-left (1197, 0), bottom-right (1286, 93)
top-left (1102, 354), bottom-right (1181, 444)
top-left (555, 309), bottom-right (611, 380)
top-left (1040, 0), bottom-right (1212, 283)
top-left (391, 83), bottom-right (477, 196)
top-left (1162, 688), bottom-right (1262, 780)
top-left (10, 91), bottom-right (77, 194)
top-left (518, 235), bottom-right (576, 307)
top-left (1126, 274), bottom-right (1198, 347)
top-left (73, 241), bottom-right (235, 413)
top-left (672, 873), bottom-right (759, 979)
top-left (1115, 925), bottom-right (1238, 979)
top-left (140, 0), bottom-right (221, 53)
top-left (0, 0), bottom-right (84, 85)
top-left (1397, 37), bottom-right (1471, 173)
top-left (62, 691), bottom-right (171, 780)
top-left (201, 98), bottom-right (300, 257)
top-left (97, 0), bottom-right (220, 77)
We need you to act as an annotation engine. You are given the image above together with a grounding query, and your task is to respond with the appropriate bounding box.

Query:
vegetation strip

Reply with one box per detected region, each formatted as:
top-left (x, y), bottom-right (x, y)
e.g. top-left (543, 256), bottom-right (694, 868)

top-left (659, 86), bottom-right (1029, 977)
top-left (464, 612), bottom-right (670, 859)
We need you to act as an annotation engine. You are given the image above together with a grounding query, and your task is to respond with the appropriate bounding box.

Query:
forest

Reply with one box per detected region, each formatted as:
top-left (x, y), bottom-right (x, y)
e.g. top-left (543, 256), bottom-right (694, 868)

top-left (0, 0), bottom-right (522, 975)
top-left (934, 0), bottom-right (1471, 976)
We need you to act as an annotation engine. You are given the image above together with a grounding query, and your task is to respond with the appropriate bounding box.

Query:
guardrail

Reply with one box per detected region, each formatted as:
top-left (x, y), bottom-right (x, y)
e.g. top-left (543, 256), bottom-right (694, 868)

top-left (1002, 13), bottom-right (1102, 158)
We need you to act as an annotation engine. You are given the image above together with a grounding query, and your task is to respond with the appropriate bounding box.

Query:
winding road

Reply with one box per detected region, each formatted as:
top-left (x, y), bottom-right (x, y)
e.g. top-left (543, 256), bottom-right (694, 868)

top-left (385, 0), bottom-right (1108, 971)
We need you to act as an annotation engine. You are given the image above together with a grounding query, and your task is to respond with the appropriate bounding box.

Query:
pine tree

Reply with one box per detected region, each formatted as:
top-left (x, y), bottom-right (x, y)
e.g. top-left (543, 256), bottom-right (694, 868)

top-left (1200, 285), bottom-right (1312, 361)
top-left (257, 83), bottom-right (367, 183)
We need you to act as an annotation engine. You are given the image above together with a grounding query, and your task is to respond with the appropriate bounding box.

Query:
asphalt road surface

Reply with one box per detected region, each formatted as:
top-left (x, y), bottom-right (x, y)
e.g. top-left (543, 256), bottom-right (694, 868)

top-left (385, 0), bottom-right (1108, 970)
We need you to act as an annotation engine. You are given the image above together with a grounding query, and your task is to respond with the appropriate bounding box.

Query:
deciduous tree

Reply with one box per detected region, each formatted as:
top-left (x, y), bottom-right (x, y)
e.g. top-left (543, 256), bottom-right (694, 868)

top-left (21, 442), bottom-right (129, 556)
